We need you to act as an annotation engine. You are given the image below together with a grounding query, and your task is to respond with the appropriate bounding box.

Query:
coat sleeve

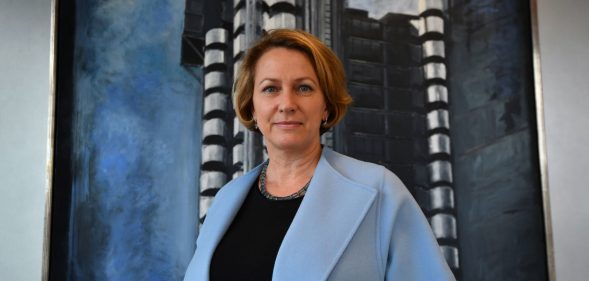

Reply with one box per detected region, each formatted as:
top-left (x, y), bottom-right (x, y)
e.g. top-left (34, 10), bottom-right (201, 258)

top-left (383, 176), bottom-right (456, 281)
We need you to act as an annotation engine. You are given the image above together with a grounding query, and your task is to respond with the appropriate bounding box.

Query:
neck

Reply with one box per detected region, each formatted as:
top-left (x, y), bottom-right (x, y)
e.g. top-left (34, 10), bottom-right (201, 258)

top-left (263, 143), bottom-right (323, 197)
top-left (267, 142), bottom-right (323, 168)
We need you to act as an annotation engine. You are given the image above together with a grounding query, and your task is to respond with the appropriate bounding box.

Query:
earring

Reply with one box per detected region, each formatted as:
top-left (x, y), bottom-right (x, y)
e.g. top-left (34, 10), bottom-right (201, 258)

top-left (254, 119), bottom-right (258, 129)
top-left (322, 114), bottom-right (328, 126)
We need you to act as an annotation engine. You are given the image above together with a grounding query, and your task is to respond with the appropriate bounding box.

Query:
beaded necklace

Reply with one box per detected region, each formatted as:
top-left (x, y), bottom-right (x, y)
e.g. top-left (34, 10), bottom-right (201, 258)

top-left (258, 160), bottom-right (311, 200)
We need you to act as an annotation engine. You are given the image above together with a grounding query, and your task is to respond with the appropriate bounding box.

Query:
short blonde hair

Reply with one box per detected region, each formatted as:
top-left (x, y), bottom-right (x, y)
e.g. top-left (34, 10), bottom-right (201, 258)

top-left (233, 29), bottom-right (352, 134)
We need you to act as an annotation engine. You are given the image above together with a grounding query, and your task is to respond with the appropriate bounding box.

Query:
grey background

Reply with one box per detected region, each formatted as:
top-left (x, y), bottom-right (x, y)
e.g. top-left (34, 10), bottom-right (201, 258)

top-left (0, 0), bottom-right (51, 280)
top-left (0, 0), bottom-right (588, 281)
top-left (537, 0), bottom-right (589, 280)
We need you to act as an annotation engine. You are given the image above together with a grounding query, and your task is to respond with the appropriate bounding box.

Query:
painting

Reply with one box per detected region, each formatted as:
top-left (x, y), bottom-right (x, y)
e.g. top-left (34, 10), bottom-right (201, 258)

top-left (48, 0), bottom-right (202, 280)
top-left (47, 0), bottom-right (551, 280)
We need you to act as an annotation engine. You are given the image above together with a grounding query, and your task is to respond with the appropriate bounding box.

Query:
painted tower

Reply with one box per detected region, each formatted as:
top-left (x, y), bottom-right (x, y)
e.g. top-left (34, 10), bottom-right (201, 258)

top-left (181, 0), bottom-right (459, 275)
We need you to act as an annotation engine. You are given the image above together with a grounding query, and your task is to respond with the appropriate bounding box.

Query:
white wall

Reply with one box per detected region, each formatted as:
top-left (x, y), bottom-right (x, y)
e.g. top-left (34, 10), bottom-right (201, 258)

top-left (537, 0), bottom-right (589, 280)
top-left (0, 0), bottom-right (52, 280)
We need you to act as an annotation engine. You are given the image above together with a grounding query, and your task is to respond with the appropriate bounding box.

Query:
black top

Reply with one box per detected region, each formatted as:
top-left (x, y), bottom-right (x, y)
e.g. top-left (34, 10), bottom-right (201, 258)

top-left (209, 180), bottom-right (303, 281)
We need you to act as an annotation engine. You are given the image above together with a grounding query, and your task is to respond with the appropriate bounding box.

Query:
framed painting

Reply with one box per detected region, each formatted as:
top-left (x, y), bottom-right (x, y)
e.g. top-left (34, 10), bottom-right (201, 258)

top-left (46, 0), bottom-right (202, 280)
top-left (44, 0), bottom-right (554, 280)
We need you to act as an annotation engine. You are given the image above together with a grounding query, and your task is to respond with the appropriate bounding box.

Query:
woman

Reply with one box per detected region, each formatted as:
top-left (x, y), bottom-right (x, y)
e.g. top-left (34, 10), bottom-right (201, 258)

top-left (184, 29), bottom-right (455, 281)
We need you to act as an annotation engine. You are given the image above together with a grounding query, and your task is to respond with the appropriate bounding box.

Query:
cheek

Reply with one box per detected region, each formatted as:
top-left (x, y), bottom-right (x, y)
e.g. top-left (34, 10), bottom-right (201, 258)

top-left (252, 100), bottom-right (276, 120)
top-left (251, 98), bottom-right (261, 119)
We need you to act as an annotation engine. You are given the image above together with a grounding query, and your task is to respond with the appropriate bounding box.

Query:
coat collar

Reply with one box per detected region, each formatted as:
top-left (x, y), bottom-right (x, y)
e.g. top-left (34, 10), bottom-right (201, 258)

top-left (196, 165), bottom-right (260, 273)
top-left (198, 148), bottom-right (377, 280)
top-left (273, 148), bottom-right (377, 280)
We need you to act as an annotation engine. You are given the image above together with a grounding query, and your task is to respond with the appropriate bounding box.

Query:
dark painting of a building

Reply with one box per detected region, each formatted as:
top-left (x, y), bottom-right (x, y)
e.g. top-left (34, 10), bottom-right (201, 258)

top-left (47, 0), bottom-right (549, 280)
top-left (182, 0), bottom-right (548, 280)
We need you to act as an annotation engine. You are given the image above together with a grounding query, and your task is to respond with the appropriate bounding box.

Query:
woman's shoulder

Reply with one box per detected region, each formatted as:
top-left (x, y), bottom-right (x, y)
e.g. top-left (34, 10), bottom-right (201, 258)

top-left (204, 165), bottom-right (263, 212)
top-left (214, 165), bottom-right (262, 195)
top-left (322, 148), bottom-right (408, 196)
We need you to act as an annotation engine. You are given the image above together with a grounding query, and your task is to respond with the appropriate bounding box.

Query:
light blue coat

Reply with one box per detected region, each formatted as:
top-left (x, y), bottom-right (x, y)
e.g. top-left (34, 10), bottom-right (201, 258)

top-left (184, 148), bottom-right (455, 281)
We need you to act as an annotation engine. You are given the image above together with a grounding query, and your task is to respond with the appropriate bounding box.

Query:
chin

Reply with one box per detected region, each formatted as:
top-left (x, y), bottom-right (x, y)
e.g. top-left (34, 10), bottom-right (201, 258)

top-left (271, 142), bottom-right (305, 151)
top-left (268, 138), bottom-right (315, 152)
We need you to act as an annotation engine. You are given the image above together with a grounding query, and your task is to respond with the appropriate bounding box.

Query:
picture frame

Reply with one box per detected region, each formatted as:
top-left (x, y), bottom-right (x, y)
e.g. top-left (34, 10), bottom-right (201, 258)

top-left (43, 0), bottom-right (555, 280)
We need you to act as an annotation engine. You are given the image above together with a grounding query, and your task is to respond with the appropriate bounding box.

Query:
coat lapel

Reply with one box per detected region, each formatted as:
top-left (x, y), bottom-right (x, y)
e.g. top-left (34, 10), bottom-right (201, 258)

top-left (193, 165), bottom-right (262, 279)
top-left (273, 149), bottom-right (377, 280)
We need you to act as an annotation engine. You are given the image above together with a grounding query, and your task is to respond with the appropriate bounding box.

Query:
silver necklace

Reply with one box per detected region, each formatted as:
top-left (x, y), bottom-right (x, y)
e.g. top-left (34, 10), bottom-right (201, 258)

top-left (259, 160), bottom-right (311, 200)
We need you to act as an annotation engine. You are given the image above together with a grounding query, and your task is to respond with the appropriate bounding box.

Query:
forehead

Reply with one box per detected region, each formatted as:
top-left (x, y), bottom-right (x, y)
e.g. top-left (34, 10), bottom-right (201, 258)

top-left (254, 47), bottom-right (317, 80)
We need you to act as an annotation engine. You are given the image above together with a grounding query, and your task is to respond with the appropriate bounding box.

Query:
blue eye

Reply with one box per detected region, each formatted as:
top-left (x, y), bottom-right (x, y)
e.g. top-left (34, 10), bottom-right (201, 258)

top-left (298, 85), bottom-right (313, 93)
top-left (262, 86), bottom-right (278, 94)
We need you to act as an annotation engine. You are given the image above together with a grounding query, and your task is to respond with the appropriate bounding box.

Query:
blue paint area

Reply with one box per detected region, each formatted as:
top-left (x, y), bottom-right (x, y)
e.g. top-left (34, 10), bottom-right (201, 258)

top-left (69, 0), bottom-right (201, 280)
top-left (449, 0), bottom-right (533, 153)
top-left (448, 1), bottom-right (547, 280)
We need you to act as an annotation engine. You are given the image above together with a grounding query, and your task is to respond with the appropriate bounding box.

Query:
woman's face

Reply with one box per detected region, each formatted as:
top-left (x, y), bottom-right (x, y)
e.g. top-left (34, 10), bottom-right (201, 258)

top-left (252, 47), bottom-right (327, 153)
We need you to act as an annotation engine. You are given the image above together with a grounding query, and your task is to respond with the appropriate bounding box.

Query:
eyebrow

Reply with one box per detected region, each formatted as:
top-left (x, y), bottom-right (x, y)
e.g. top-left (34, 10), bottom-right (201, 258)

top-left (257, 77), bottom-right (318, 86)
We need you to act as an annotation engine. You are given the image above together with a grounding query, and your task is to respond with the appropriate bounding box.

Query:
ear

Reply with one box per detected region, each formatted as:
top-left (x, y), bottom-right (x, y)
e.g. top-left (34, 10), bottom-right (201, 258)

top-left (323, 108), bottom-right (329, 121)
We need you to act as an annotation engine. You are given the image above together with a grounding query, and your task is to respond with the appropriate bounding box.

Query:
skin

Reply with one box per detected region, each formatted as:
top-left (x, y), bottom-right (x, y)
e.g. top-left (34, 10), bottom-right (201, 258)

top-left (252, 47), bottom-right (328, 197)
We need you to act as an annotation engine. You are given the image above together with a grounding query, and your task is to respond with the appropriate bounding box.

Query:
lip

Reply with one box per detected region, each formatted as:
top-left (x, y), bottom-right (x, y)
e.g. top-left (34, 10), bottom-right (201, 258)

top-left (273, 121), bottom-right (303, 128)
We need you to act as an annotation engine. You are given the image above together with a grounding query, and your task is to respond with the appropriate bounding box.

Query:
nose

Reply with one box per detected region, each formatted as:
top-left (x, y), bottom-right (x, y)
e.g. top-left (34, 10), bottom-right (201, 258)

top-left (278, 89), bottom-right (297, 113)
